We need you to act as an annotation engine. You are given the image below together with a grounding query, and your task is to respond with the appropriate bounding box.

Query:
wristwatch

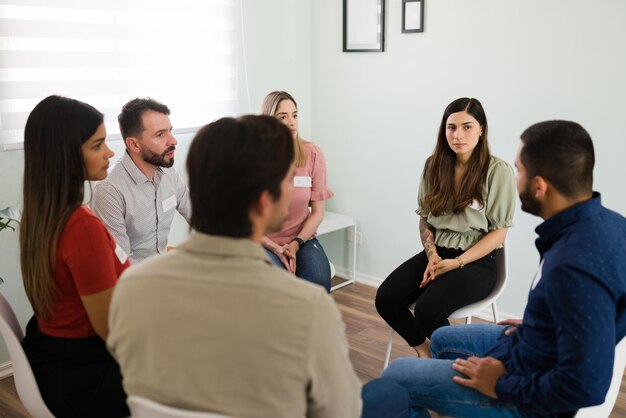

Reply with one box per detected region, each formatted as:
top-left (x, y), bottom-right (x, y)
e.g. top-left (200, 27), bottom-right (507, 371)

top-left (290, 237), bottom-right (305, 248)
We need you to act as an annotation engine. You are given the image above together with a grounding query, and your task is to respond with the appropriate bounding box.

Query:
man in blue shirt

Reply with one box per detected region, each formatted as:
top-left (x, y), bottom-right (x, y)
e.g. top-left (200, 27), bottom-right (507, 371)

top-left (382, 120), bottom-right (626, 418)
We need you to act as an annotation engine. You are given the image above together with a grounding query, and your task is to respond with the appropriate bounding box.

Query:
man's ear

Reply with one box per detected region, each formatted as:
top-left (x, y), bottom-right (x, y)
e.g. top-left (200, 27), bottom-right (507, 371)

top-left (125, 136), bottom-right (140, 154)
top-left (250, 190), bottom-right (272, 220)
top-left (532, 176), bottom-right (549, 199)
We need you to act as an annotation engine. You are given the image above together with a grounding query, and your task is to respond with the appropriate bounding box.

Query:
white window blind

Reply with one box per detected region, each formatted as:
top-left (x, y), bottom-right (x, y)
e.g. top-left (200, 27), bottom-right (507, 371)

top-left (0, 0), bottom-right (237, 147)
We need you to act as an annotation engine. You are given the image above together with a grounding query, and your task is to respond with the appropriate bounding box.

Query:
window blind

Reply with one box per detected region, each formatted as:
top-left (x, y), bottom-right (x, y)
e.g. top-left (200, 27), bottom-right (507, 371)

top-left (0, 0), bottom-right (237, 147)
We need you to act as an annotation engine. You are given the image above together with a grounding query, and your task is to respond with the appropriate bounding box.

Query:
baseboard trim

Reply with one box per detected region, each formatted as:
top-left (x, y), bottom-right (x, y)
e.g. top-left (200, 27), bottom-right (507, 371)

top-left (334, 266), bottom-right (517, 322)
top-left (0, 361), bottom-right (13, 379)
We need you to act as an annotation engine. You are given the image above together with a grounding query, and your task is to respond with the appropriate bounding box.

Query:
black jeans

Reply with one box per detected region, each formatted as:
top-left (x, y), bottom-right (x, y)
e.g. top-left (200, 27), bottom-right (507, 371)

top-left (21, 317), bottom-right (129, 418)
top-left (375, 246), bottom-right (496, 347)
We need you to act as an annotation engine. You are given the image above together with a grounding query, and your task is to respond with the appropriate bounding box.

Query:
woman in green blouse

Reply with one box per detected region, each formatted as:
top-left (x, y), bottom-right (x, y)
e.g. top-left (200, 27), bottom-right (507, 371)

top-left (375, 97), bottom-right (516, 358)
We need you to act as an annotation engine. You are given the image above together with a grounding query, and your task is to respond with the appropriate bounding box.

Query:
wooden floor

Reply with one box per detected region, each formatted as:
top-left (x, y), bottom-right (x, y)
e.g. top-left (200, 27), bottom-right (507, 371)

top-left (0, 281), bottom-right (624, 417)
top-left (0, 375), bottom-right (28, 417)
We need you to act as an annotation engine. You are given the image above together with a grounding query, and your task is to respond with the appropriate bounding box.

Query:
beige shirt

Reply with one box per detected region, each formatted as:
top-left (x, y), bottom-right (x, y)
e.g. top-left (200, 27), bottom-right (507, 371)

top-left (416, 155), bottom-right (516, 250)
top-left (107, 233), bottom-right (362, 418)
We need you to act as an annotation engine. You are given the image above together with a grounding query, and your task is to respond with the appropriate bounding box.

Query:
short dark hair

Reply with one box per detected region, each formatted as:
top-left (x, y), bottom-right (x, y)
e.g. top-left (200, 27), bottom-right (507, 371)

top-left (186, 115), bottom-right (294, 237)
top-left (118, 97), bottom-right (170, 140)
top-left (520, 120), bottom-right (594, 198)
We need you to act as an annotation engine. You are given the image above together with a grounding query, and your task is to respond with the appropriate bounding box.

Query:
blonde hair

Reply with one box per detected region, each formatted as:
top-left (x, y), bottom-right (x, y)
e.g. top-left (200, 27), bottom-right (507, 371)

top-left (261, 91), bottom-right (305, 167)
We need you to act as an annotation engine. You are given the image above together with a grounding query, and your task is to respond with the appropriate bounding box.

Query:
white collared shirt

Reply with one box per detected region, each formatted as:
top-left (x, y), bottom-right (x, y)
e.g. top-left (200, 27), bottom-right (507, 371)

top-left (91, 151), bottom-right (191, 264)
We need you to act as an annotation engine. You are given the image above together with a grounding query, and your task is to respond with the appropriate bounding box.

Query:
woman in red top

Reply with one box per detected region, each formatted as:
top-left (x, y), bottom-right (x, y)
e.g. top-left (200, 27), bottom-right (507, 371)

top-left (20, 96), bottom-right (130, 417)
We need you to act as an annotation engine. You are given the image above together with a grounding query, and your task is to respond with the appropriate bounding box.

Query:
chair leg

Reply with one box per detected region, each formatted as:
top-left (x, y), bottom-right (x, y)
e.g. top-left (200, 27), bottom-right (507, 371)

top-left (383, 327), bottom-right (394, 370)
top-left (491, 301), bottom-right (499, 323)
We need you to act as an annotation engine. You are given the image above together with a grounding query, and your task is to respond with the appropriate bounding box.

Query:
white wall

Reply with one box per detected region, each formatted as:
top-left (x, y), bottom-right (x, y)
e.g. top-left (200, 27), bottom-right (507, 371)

top-left (311, 0), bottom-right (626, 316)
top-left (237, 0), bottom-right (312, 130)
top-left (0, 149), bottom-right (29, 369)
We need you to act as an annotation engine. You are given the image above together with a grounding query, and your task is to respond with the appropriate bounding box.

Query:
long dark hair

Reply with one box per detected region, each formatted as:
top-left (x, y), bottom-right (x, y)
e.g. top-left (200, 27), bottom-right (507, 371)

top-left (423, 97), bottom-right (491, 216)
top-left (20, 95), bottom-right (104, 319)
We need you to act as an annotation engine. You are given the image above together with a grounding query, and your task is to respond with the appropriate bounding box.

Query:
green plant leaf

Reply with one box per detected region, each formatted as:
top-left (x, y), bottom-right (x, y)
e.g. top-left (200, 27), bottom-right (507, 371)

top-left (0, 206), bottom-right (20, 234)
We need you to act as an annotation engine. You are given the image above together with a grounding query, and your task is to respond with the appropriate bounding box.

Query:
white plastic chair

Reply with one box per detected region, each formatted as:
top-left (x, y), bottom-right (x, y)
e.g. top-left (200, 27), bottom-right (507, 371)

top-left (0, 292), bottom-right (55, 418)
top-left (383, 241), bottom-right (508, 369)
top-left (575, 336), bottom-right (626, 418)
top-left (127, 395), bottom-right (233, 418)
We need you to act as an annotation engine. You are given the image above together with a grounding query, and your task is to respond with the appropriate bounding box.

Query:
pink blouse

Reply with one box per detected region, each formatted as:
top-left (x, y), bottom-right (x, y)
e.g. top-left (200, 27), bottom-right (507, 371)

top-left (268, 141), bottom-right (333, 246)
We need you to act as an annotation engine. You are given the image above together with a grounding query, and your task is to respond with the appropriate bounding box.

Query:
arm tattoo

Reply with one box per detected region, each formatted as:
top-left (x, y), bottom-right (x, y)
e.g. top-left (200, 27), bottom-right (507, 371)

top-left (419, 217), bottom-right (437, 257)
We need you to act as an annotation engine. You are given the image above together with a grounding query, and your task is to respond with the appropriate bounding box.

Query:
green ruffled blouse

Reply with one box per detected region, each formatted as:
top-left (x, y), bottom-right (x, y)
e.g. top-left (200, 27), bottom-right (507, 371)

top-left (415, 156), bottom-right (516, 251)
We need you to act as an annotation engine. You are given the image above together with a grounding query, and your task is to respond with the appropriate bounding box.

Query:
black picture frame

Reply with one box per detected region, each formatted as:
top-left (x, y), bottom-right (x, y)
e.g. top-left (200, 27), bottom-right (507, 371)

top-left (343, 0), bottom-right (385, 52)
top-left (402, 0), bottom-right (424, 33)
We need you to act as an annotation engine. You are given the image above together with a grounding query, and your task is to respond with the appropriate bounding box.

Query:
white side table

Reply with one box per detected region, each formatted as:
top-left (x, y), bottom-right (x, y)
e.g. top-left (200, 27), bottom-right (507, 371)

top-left (317, 211), bottom-right (357, 292)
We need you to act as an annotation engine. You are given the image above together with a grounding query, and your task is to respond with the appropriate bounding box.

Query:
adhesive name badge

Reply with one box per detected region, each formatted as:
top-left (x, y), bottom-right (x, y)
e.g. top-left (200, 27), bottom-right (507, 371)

top-left (162, 194), bottom-right (177, 212)
top-left (531, 259), bottom-right (545, 290)
top-left (114, 243), bottom-right (129, 265)
top-left (469, 199), bottom-right (485, 212)
top-left (294, 176), bottom-right (312, 187)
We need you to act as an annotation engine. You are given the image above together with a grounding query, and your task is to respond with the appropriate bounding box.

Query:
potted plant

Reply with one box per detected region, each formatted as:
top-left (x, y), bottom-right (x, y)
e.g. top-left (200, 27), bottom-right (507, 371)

top-left (0, 206), bottom-right (20, 285)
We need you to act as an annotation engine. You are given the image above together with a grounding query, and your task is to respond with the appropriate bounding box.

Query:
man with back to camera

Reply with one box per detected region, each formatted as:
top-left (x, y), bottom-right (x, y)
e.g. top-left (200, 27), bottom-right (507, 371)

top-left (92, 98), bottom-right (191, 264)
top-left (381, 120), bottom-right (626, 417)
top-left (107, 115), bottom-right (411, 418)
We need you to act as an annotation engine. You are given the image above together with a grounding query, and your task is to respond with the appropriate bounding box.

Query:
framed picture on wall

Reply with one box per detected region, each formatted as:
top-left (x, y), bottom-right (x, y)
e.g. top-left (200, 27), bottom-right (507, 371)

top-left (402, 0), bottom-right (424, 33)
top-left (343, 0), bottom-right (385, 52)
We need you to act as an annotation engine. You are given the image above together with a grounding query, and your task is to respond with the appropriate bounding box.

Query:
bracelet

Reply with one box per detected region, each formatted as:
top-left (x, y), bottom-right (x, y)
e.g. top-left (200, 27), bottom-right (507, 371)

top-left (455, 256), bottom-right (464, 269)
top-left (290, 237), bottom-right (305, 248)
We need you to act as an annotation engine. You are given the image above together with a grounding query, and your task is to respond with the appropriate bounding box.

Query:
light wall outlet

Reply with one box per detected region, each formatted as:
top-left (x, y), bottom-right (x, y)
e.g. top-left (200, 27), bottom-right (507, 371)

top-left (346, 230), bottom-right (363, 245)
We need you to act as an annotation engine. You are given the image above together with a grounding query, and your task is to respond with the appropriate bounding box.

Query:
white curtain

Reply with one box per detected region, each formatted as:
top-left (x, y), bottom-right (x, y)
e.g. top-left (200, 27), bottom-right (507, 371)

top-left (0, 0), bottom-right (237, 145)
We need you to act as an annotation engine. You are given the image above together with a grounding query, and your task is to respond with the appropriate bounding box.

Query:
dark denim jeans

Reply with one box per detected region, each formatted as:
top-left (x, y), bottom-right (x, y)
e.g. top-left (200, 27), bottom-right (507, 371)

top-left (265, 237), bottom-right (332, 292)
top-left (362, 377), bottom-right (410, 418)
top-left (381, 324), bottom-right (522, 418)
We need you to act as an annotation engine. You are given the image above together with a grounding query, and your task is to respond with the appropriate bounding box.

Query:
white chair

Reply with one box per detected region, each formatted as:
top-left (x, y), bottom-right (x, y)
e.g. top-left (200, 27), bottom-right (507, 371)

top-left (0, 292), bottom-right (55, 418)
top-left (127, 395), bottom-right (233, 418)
top-left (383, 241), bottom-right (508, 369)
top-left (575, 336), bottom-right (626, 418)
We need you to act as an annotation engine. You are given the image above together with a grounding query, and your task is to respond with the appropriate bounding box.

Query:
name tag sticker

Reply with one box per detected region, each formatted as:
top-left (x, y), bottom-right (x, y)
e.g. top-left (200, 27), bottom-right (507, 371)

top-left (531, 259), bottom-right (545, 290)
top-left (469, 199), bottom-right (485, 212)
top-left (294, 176), bottom-right (312, 187)
top-left (115, 244), bottom-right (129, 265)
top-left (162, 194), bottom-right (177, 212)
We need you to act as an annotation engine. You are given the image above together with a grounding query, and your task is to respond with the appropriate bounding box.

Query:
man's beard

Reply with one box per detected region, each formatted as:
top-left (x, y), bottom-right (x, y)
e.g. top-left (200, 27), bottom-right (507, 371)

top-left (519, 182), bottom-right (542, 216)
top-left (142, 146), bottom-right (175, 168)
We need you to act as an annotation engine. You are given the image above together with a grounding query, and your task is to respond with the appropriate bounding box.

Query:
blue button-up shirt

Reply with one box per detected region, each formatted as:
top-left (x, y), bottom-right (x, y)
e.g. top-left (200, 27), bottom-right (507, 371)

top-left (486, 193), bottom-right (626, 417)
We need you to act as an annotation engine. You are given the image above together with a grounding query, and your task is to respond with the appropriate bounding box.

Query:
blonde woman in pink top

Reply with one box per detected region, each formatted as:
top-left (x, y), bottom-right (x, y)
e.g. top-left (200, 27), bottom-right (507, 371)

top-left (261, 91), bottom-right (334, 291)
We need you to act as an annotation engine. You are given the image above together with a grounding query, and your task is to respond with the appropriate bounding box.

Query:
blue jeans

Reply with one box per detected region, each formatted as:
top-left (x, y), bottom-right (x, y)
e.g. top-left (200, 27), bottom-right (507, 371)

top-left (265, 237), bottom-right (331, 292)
top-left (361, 377), bottom-right (410, 418)
top-left (381, 324), bottom-right (522, 418)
